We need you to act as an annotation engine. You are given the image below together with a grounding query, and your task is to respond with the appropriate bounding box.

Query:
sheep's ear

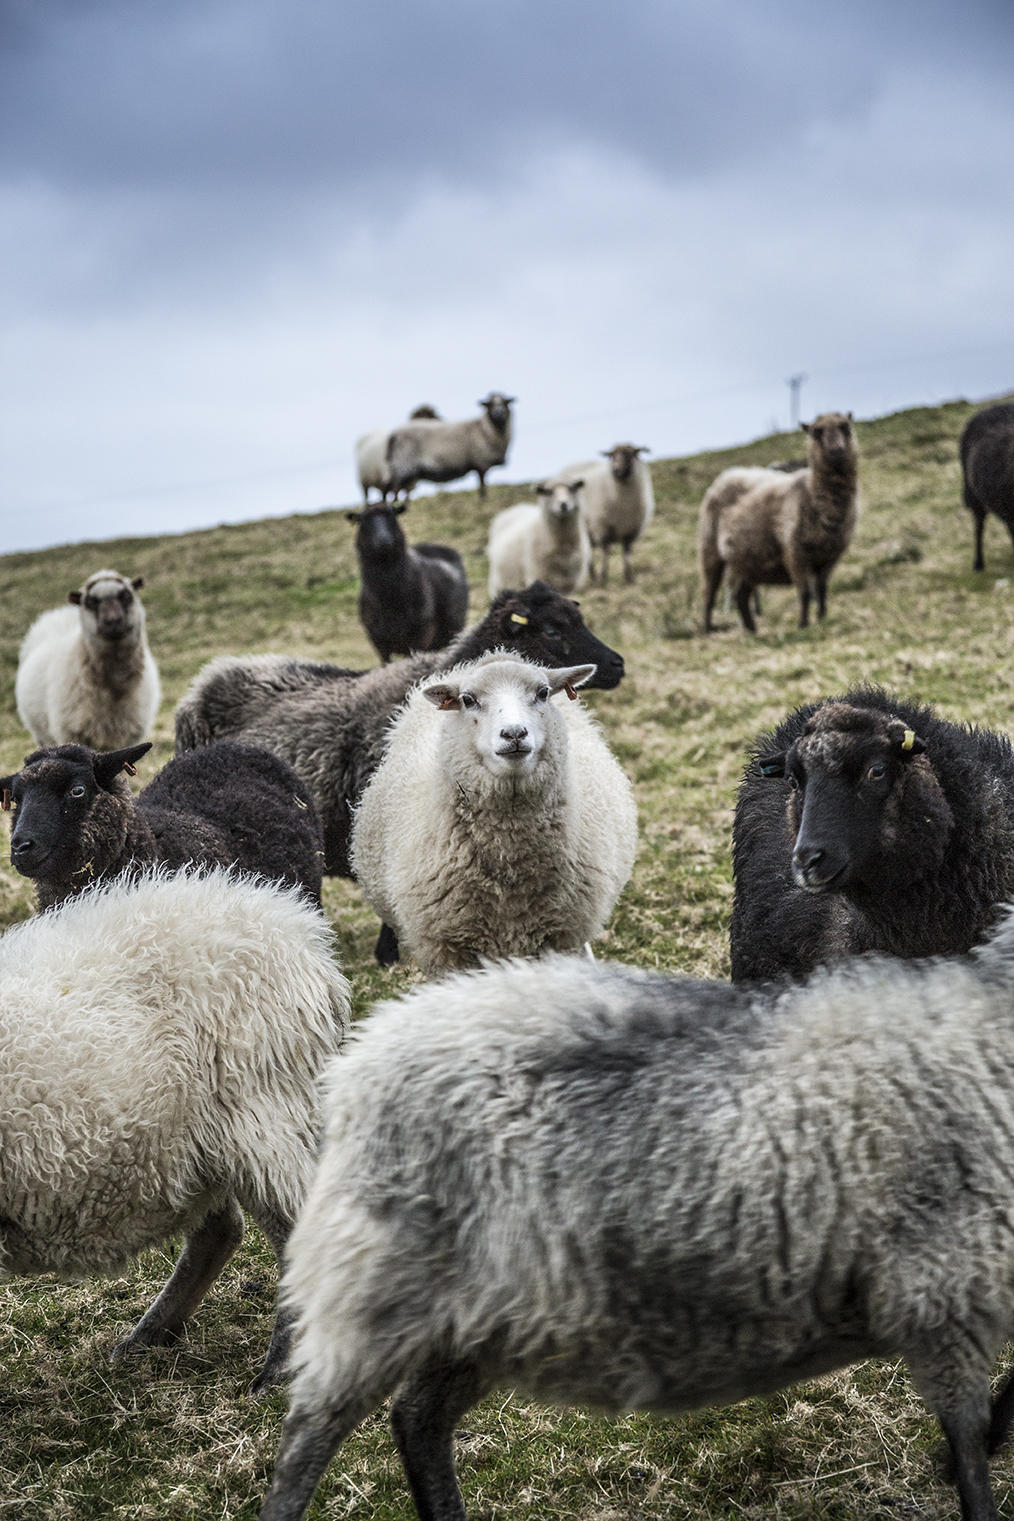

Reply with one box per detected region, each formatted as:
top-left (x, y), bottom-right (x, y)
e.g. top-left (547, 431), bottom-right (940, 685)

top-left (536, 481), bottom-right (552, 496)
top-left (392, 503), bottom-right (407, 516)
top-left (891, 726), bottom-right (925, 757)
top-left (0, 775), bottom-right (16, 811)
top-left (800, 421), bottom-right (811, 435)
top-left (846, 410), bottom-right (853, 421)
top-left (570, 478), bottom-right (585, 491)
top-left (131, 576), bottom-right (145, 591)
top-left (346, 512), bottom-right (361, 525)
top-left (423, 683), bottom-right (460, 711)
top-left (546, 664), bottom-right (596, 700)
top-left (635, 445), bottom-right (651, 454)
top-left (94, 742), bottom-right (153, 788)
top-left (758, 751), bottom-right (787, 777)
top-left (68, 590), bottom-right (83, 605)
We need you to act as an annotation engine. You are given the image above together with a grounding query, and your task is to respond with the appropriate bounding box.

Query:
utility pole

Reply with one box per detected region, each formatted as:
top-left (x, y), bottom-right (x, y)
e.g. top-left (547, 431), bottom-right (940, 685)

top-left (787, 373), bottom-right (807, 432)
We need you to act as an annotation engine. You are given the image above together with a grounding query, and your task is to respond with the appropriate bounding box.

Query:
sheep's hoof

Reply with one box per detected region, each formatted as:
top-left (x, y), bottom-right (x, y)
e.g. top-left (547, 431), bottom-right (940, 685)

top-left (110, 1325), bottom-right (184, 1363)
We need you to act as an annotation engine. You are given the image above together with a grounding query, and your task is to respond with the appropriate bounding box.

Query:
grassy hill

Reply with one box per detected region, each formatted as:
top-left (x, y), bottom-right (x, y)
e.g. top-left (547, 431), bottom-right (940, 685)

top-left (2, 393), bottom-right (1013, 1518)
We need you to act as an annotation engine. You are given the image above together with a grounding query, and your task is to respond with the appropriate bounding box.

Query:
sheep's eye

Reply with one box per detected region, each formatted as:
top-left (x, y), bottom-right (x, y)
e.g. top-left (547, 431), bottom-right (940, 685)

top-left (83, 597), bottom-right (98, 612)
top-left (535, 685), bottom-right (549, 702)
top-left (865, 762), bottom-right (887, 783)
top-left (788, 773), bottom-right (802, 792)
top-left (460, 693), bottom-right (478, 710)
top-left (68, 784), bottom-right (86, 799)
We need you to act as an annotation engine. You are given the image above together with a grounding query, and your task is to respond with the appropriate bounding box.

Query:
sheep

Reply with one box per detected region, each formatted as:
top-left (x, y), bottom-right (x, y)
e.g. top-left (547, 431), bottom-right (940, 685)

top-left (960, 401), bottom-right (1014, 571)
top-left (173, 582), bottom-right (626, 891)
top-left (558, 442), bottom-right (655, 583)
top-left (15, 569), bottom-right (161, 749)
top-left (347, 502), bottom-right (469, 662)
top-left (1, 738), bottom-right (325, 912)
top-left (0, 866), bottom-right (348, 1392)
top-left (259, 936), bottom-right (1014, 1521)
top-left (486, 477), bottom-right (591, 596)
top-left (699, 411), bottom-right (860, 632)
top-left (385, 391), bottom-right (515, 500)
top-left (348, 654), bottom-right (637, 974)
top-left (355, 405), bottom-right (442, 504)
top-left (729, 686), bottom-right (1014, 984)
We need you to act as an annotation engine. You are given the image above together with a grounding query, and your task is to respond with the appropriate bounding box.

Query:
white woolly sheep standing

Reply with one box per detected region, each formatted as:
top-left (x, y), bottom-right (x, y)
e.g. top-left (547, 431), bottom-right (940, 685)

top-left (558, 442), bottom-right (654, 583)
top-left (0, 867), bottom-right (349, 1391)
top-left (355, 405), bottom-right (442, 504)
top-left (385, 392), bottom-right (515, 500)
top-left (16, 568), bottom-right (161, 749)
top-left (261, 934), bottom-right (1014, 1521)
top-left (699, 411), bottom-right (860, 632)
top-left (349, 654), bottom-right (637, 974)
top-left (486, 477), bottom-right (592, 596)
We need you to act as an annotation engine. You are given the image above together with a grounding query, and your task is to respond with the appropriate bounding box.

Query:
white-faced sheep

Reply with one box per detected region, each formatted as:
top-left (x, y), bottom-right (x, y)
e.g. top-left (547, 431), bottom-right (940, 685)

top-left (385, 392), bottom-right (515, 500)
top-left (729, 686), bottom-right (1014, 983)
top-left (347, 502), bottom-right (469, 662)
top-left (486, 477), bottom-right (591, 596)
top-left (559, 442), bottom-right (654, 583)
top-left (0, 866), bottom-right (348, 1391)
top-left (1, 738), bottom-right (324, 912)
top-left (260, 934), bottom-right (1014, 1521)
top-left (960, 401), bottom-right (1014, 571)
top-left (15, 569), bottom-right (161, 749)
top-left (355, 405), bottom-right (442, 504)
top-left (348, 654), bottom-right (637, 974)
top-left (699, 411), bottom-right (860, 632)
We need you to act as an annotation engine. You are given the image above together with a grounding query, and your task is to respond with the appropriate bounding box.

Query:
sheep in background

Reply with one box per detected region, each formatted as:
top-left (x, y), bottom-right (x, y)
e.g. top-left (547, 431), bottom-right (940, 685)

top-left (385, 391), bottom-right (515, 500)
top-left (260, 933), bottom-right (1014, 1520)
top-left (559, 442), bottom-right (655, 583)
top-left (960, 401), bottom-right (1014, 571)
top-left (16, 569), bottom-right (160, 749)
top-left (700, 411), bottom-right (860, 632)
top-left (355, 405), bottom-right (442, 504)
top-left (1, 738), bottom-right (324, 911)
top-left (487, 477), bottom-right (591, 596)
top-left (349, 654), bottom-right (637, 974)
top-left (173, 582), bottom-right (626, 889)
top-left (347, 502), bottom-right (469, 662)
top-left (729, 686), bottom-right (1014, 983)
top-left (0, 867), bottom-right (348, 1391)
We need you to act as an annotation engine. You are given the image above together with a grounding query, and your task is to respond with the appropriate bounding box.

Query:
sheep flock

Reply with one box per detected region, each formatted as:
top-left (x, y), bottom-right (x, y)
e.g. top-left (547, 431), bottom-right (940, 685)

top-left (2, 391), bottom-right (1014, 1520)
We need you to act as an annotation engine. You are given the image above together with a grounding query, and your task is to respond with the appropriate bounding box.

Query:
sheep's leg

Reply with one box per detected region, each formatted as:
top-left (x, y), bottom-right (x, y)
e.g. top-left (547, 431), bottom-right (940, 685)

top-left (259, 1391), bottom-right (381, 1521)
top-left (912, 1353), bottom-right (999, 1521)
top-left (391, 1354), bottom-right (488, 1521)
top-left (374, 920), bottom-right (401, 966)
top-left (966, 489), bottom-right (986, 570)
top-left (476, 469), bottom-right (487, 499)
top-left (600, 544), bottom-right (611, 586)
top-left (622, 538), bottom-right (634, 584)
top-left (815, 571), bottom-right (829, 620)
top-left (796, 581), bottom-right (812, 628)
top-left (734, 581), bottom-right (757, 633)
top-left (244, 1205), bottom-right (298, 1393)
top-left (986, 1359), bottom-right (1014, 1455)
top-left (111, 1197), bottom-right (245, 1362)
top-left (701, 561), bottom-right (725, 632)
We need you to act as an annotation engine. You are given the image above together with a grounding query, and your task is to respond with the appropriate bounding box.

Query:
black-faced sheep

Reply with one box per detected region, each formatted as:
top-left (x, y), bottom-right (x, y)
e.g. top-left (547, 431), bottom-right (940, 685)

top-left (15, 569), bottom-right (160, 749)
top-left (260, 937), bottom-right (1014, 1520)
top-left (729, 686), bottom-right (1014, 983)
top-left (347, 502), bottom-right (469, 662)
top-left (385, 391), bottom-right (515, 500)
top-left (1, 739), bottom-right (324, 912)
top-left (486, 477), bottom-right (591, 596)
top-left (559, 442), bottom-right (655, 583)
top-left (700, 411), bottom-right (860, 632)
top-left (1, 867), bottom-right (348, 1391)
top-left (355, 405), bottom-right (443, 504)
top-left (173, 582), bottom-right (626, 885)
top-left (960, 401), bottom-right (1014, 571)
top-left (349, 655), bottom-right (637, 974)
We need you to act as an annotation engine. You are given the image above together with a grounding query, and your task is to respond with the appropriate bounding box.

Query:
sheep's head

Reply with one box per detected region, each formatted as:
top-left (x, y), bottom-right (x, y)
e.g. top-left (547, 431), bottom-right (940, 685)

top-left (0, 742), bottom-right (151, 880)
top-left (423, 658), bottom-right (595, 787)
top-left (69, 569), bottom-right (146, 643)
top-left (536, 479), bottom-right (585, 520)
top-left (601, 443), bottom-right (650, 481)
top-left (801, 412), bottom-right (857, 473)
top-left (486, 583), bottom-right (625, 689)
top-left (478, 392), bottom-right (515, 431)
top-left (756, 701), bottom-right (951, 896)
top-left (347, 503), bottom-right (407, 557)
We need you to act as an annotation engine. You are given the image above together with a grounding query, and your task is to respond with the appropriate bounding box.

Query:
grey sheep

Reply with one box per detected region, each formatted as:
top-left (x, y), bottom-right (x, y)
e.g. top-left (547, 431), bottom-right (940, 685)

top-left (700, 411), bottom-right (860, 632)
top-left (385, 391), bottom-right (515, 500)
top-left (259, 938), bottom-right (1014, 1520)
top-left (347, 501), bottom-right (469, 662)
top-left (355, 404), bottom-right (442, 504)
top-left (960, 401), bottom-right (1014, 571)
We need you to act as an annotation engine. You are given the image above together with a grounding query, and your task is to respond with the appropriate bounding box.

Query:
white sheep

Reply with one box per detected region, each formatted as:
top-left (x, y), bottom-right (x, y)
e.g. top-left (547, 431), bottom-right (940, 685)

top-left (486, 477), bottom-right (592, 596)
top-left (558, 442), bottom-right (654, 583)
top-left (385, 392), bottom-right (515, 500)
top-left (0, 866), bottom-right (349, 1390)
top-left (349, 654), bottom-right (637, 974)
top-left (16, 568), bottom-right (161, 749)
top-left (355, 405), bottom-right (441, 503)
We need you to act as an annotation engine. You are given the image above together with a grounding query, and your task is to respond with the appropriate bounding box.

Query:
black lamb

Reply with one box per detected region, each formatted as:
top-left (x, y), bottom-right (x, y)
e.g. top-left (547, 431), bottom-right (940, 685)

top-left (347, 502), bottom-right (469, 662)
top-left (730, 686), bottom-right (1014, 983)
top-left (960, 401), bottom-right (1014, 571)
top-left (1, 739), bottom-right (324, 912)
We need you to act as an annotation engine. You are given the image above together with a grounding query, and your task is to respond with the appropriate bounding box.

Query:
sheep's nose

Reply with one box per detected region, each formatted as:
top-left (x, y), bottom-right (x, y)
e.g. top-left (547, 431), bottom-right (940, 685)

top-left (11, 832), bottom-right (35, 859)
top-left (500, 724), bottom-right (528, 744)
top-left (793, 843), bottom-right (824, 873)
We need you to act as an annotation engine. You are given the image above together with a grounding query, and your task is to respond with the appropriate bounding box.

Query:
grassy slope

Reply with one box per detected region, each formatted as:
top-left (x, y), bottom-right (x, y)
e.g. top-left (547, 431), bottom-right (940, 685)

top-left (2, 395), bottom-right (1014, 1518)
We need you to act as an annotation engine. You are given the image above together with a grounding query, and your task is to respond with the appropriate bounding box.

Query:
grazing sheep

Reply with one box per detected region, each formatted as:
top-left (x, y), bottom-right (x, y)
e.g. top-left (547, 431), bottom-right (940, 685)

top-left (487, 477), bottom-right (591, 596)
top-left (260, 937), bottom-right (1014, 1521)
top-left (385, 391), bottom-right (515, 500)
top-left (0, 866), bottom-right (348, 1391)
top-left (15, 569), bottom-right (161, 749)
top-left (1, 739), bottom-right (324, 912)
top-left (729, 686), bottom-right (1014, 983)
top-left (559, 442), bottom-right (655, 583)
top-left (355, 405), bottom-right (442, 504)
top-left (960, 401), bottom-right (1014, 571)
top-left (349, 655), bottom-right (637, 974)
top-left (347, 502), bottom-right (469, 662)
top-left (173, 582), bottom-right (626, 887)
top-left (700, 411), bottom-right (860, 632)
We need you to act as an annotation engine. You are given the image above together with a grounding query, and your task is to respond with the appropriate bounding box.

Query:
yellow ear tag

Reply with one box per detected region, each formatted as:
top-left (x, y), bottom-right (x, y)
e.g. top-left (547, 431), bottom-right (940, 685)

top-left (901, 730), bottom-right (916, 751)
top-left (510, 613), bottom-right (529, 625)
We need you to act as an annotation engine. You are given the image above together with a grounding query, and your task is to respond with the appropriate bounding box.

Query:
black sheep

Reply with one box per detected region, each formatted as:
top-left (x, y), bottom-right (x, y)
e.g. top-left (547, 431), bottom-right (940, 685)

top-left (729, 686), bottom-right (1014, 982)
top-left (960, 401), bottom-right (1014, 571)
top-left (347, 502), bottom-right (469, 663)
top-left (1, 739), bottom-right (324, 912)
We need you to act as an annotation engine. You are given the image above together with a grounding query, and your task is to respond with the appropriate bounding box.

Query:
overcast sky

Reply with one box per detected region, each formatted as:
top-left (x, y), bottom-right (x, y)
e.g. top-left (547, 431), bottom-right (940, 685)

top-left (2, 0), bottom-right (1013, 554)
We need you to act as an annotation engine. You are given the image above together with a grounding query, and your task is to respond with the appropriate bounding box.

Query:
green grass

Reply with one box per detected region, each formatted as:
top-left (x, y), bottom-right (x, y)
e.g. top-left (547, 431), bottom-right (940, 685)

top-left (1, 393), bottom-right (1013, 1517)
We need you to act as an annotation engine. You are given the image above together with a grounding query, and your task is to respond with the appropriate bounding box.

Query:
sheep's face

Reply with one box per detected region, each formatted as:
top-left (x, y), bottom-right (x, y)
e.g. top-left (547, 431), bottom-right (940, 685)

top-left (536, 480), bottom-right (584, 520)
top-left (1, 742), bottom-right (151, 880)
top-left (490, 583), bottom-right (625, 689)
top-left (479, 392), bottom-right (515, 431)
top-left (350, 504), bottom-right (407, 559)
top-left (602, 444), bottom-right (649, 482)
top-left (69, 571), bottom-right (145, 643)
top-left (802, 412), bottom-right (856, 473)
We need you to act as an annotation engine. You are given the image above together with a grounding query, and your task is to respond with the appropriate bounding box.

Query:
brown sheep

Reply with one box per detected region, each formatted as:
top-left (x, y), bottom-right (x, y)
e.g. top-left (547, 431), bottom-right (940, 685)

top-left (699, 411), bottom-right (860, 633)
